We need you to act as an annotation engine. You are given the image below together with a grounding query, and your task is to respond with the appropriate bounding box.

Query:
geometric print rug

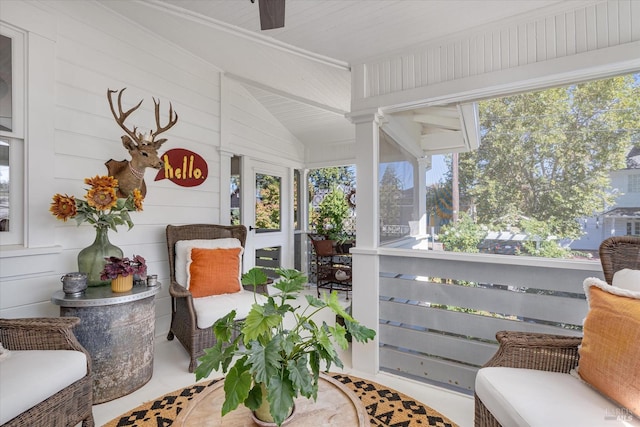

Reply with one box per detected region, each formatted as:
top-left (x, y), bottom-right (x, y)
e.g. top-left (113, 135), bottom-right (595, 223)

top-left (104, 372), bottom-right (459, 427)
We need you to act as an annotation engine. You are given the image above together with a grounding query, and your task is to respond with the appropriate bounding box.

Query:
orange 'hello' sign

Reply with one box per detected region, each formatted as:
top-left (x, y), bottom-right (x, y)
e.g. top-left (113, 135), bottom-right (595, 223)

top-left (154, 148), bottom-right (208, 187)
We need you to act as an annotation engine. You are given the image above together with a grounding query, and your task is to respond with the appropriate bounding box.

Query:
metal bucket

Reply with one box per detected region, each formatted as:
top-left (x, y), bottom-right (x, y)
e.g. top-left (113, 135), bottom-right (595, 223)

top-left (61, 272), bottom-right (88, 296)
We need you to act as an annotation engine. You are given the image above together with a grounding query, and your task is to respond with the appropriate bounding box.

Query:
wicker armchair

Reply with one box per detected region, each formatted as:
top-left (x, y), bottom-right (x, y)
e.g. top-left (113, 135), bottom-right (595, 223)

top-left (0, 317), bottom-right (94, 427)
top-left (599, 235), bottom-right (640, 284)
top-left (474, 235), bottom-right (640, 427)
top-left (166, 224), bottom-right (268, 372)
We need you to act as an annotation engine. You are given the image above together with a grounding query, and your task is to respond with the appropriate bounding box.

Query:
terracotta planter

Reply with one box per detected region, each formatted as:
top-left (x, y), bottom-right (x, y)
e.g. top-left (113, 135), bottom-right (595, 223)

top-left (313, 239), bottom-right (335, 256)
top-left (251, 383), bottom-right (296, 426)
top-left (111, 274), bottom-right (133, 293)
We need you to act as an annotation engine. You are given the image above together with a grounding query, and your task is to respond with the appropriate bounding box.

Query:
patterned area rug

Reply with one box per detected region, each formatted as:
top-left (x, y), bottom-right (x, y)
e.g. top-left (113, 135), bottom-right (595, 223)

top-left (104, 373), bottom-right (459, 427)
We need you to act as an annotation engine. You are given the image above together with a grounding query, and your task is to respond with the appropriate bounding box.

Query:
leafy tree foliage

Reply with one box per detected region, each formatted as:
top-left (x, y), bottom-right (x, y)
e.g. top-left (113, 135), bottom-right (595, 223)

top-left (314, 185), bottom-right (349, 238)
top-left (308, 167), bottom-right (355, 191)
top-left (458, 75), bottom-right (640, 240)
top-left (438, 212), bottom-right (486, 252)
top-left (379, 165), bottom-right (402, 227)
top-left (308, 166), bottom-right (355, 235)
top-left (255, 174), bottom-right (281, 230)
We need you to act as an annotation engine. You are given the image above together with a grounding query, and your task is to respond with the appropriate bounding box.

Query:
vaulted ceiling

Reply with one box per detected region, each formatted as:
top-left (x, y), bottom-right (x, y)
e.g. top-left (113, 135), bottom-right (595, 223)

top-left (99, 0), bottom-right (590, 159)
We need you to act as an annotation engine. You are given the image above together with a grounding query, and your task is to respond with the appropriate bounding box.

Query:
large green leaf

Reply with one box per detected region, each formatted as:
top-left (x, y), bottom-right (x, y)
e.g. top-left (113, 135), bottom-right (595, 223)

top-left (345, 318), bottom-right (376, 343)
top-left (329, 322), bottom-right (349, 350)
top-left (326, 291), bottom-right (352, 321)
top-left (213, 310), bottom-right (237, 343)
top-left (246, 337), bottom-right (282, 384)
top-left (287, 357), bottom-right (315, 399)
top-left (273, 268), bottom-right (306, 294)
top-left (308, 351), bottom-right (320, 398)
top-left (305, 294), bottom-right (326, 308)
top-left (244, 383), bottom-right (263, 411)
top-left (221, 365), bottom-right (252, 416)
top-left (267, 375), bottom-right (295, 426)
top-left (195, 341), bottom-right (226, 381)
top-left (241, 267), bottom-right (268, 287)
top-left (242, 302), bottom-right (282, 343)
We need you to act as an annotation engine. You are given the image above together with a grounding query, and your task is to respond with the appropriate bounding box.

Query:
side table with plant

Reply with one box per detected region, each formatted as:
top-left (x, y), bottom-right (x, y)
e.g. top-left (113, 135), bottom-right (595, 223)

top-left (50, 175), bottom-right (144, 286)
top-left (195, 267), bottom-right (375, 426)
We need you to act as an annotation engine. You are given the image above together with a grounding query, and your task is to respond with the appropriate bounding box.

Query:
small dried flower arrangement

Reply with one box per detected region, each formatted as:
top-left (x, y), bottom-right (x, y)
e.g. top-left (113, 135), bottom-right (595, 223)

top-left (50, 175), bottom-right (143, 231)
top-left (100, 255), bottom-right (147, 280)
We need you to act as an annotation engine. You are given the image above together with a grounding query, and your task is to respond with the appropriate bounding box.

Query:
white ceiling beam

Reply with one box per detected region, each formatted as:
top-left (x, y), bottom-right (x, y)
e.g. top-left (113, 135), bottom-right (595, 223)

top-left (413, 113), bottom-right (461, 130)
top-left (420, 130), bottom-right (467, 154)
top-left (225, 72), bottom-right (348, 116)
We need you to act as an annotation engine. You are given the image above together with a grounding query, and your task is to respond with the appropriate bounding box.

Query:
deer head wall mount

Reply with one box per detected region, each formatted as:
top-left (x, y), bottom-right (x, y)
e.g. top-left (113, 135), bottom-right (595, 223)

top-left (105, 88), bottom-right (178, 198)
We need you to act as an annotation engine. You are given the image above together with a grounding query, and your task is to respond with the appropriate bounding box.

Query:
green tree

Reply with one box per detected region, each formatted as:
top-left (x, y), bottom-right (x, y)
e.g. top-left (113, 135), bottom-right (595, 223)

top-left (308, 167), bottom-right (355, 191)
top-left (518, 218), bottom-right (571, 258)
top-left (379, 165), bottom-right (402, 227)
top-left (438, 213), bottom-right (486, 252)
top-left (308, 166), bottom-right (355, 233)
top-left (314, 185), bottom-right (349, 238)
top-left (255, 174), bottom-right (280, 230)
top-left (457, 74), bottom-right (640, 240)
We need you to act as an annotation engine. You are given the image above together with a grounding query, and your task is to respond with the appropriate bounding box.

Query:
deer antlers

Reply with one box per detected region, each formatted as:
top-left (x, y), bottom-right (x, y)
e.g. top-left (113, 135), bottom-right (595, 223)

top-left (107, 88), bottom-right (178, 147)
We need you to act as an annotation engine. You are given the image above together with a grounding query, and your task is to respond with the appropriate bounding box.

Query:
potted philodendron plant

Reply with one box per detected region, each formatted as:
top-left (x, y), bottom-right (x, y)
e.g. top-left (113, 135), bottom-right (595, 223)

top-left (195, 267), bottom-right (375, 426)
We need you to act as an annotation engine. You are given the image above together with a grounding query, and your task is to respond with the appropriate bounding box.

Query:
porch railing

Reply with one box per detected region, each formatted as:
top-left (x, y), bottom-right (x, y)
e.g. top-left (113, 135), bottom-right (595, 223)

top-left (377, 247), bottom-right (603, 392)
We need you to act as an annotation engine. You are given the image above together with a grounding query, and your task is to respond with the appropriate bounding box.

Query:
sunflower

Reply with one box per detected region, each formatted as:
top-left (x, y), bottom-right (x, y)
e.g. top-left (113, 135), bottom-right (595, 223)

top-left (49, 194), bottom-right (77, 221)
top-left (86, 186), bottom-right (118, 211)
top-left (85, 175), bottom-right (118, 189)
top-left (132, 188), bottom-right (144, 211)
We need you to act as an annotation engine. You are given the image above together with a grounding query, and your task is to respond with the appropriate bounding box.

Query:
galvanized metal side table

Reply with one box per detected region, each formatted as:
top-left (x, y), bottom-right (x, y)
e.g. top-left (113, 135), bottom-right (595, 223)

top-left (51, 283), bottom-right (161, 403)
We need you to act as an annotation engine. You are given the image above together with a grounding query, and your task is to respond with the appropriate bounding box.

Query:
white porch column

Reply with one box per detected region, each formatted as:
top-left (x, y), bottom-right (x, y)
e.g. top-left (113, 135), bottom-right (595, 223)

top-left (417, 157), bottom-right (429, 236)
top-left (299, 168), bottom-right (310, 274)
top-left (349, 109), bottom-right (383, 375)
top-left (218, 149), bottom-right (234, 225)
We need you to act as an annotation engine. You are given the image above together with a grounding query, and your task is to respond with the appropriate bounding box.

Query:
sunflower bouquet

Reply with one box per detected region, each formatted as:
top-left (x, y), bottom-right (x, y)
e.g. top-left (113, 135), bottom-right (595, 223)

top-left (50, 175), bottom-right (143, 231)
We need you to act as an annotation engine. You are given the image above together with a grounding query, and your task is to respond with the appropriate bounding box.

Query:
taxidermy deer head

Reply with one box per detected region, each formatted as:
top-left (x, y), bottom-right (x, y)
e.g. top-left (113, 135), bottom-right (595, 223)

top-left (105, 88), bottom-right (178, 198)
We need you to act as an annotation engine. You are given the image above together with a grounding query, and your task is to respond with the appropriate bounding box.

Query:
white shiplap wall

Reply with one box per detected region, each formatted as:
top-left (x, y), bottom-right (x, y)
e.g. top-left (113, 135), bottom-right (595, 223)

top-left (0, 0), bottom-right (224, 336)
top-left (0, 0), bottom-right (307, 338)
top-left (221, 76), bottom-right (305, 166)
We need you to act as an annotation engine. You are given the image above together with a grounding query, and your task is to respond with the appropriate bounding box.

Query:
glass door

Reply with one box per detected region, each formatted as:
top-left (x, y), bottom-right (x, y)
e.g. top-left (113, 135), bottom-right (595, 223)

top-left (241, 159), bottom-right (292, 276)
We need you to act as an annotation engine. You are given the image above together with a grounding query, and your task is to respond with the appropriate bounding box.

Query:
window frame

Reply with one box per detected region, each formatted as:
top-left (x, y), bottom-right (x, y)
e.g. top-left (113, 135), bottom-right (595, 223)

top-left (0, 25), bottom-right (25, 246)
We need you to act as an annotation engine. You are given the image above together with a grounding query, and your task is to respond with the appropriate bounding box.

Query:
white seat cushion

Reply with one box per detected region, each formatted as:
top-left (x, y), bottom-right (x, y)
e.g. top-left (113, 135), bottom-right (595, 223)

top-left (193, 288), bottom-right (268, 329)
top-left (475, 367), bottom-right (640, 427)
top-left (0, 350), bottom-right (87, 425)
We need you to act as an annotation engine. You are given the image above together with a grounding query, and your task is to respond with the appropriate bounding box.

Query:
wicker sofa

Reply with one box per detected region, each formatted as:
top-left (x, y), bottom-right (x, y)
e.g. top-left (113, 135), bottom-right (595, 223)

top-left (0, 317), bottom-right (94, 427)
top-left (474, 236), bottom-right (640, 427)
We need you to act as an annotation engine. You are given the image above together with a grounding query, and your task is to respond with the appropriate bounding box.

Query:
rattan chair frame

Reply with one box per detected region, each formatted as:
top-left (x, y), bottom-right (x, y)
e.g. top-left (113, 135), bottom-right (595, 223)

top-left (475, 236), bottom-right (640, 427)
top-left (599, 235), bottom-right (640, 284)
top-left (0, 317), bottom-right (94, 427)
top-left (166, 224), bottom-right (268, 372)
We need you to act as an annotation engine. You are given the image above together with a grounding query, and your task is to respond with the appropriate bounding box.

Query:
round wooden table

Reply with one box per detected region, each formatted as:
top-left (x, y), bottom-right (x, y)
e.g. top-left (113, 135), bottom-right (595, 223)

top-left (174, 373), bottom-right (368, 426)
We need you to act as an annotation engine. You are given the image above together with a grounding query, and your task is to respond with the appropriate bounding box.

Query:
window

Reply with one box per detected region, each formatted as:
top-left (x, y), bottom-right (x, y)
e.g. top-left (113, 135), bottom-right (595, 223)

top-left (427, 73), bottom-right (640, 260)
top-left (308, 166), bottom-right (355, 238)
top-left (230, 155), bottom-right (241, 225)
top-left (0, 26), bottom-right (25, 245)
top-left (379, 130), bottom-right (416, 244)
top-left (628, 174), bottom-right (640, 193)
top-left (254, 173), bottom-right (281, 232)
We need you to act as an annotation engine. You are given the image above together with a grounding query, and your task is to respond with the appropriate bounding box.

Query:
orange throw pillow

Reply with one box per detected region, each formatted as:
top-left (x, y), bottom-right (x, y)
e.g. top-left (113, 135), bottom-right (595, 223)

top-left (578, 278), bottom-right (640, 417)
top-left (187, 247), bottom-right (242, 298)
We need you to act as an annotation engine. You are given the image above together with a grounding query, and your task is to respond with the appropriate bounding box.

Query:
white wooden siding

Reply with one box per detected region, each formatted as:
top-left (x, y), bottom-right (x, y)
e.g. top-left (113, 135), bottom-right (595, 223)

top-left (221, 76), bottom-right (305, 166)
top-left (355, 0), bottom-right (640, 106)
top-left (0, 1), bottom-right (221, 335)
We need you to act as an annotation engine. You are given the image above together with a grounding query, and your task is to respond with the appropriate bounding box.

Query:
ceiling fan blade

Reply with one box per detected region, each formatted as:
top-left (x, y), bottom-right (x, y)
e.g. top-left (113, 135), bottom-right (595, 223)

top-left (259, 0), bottom-right (285, 30)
